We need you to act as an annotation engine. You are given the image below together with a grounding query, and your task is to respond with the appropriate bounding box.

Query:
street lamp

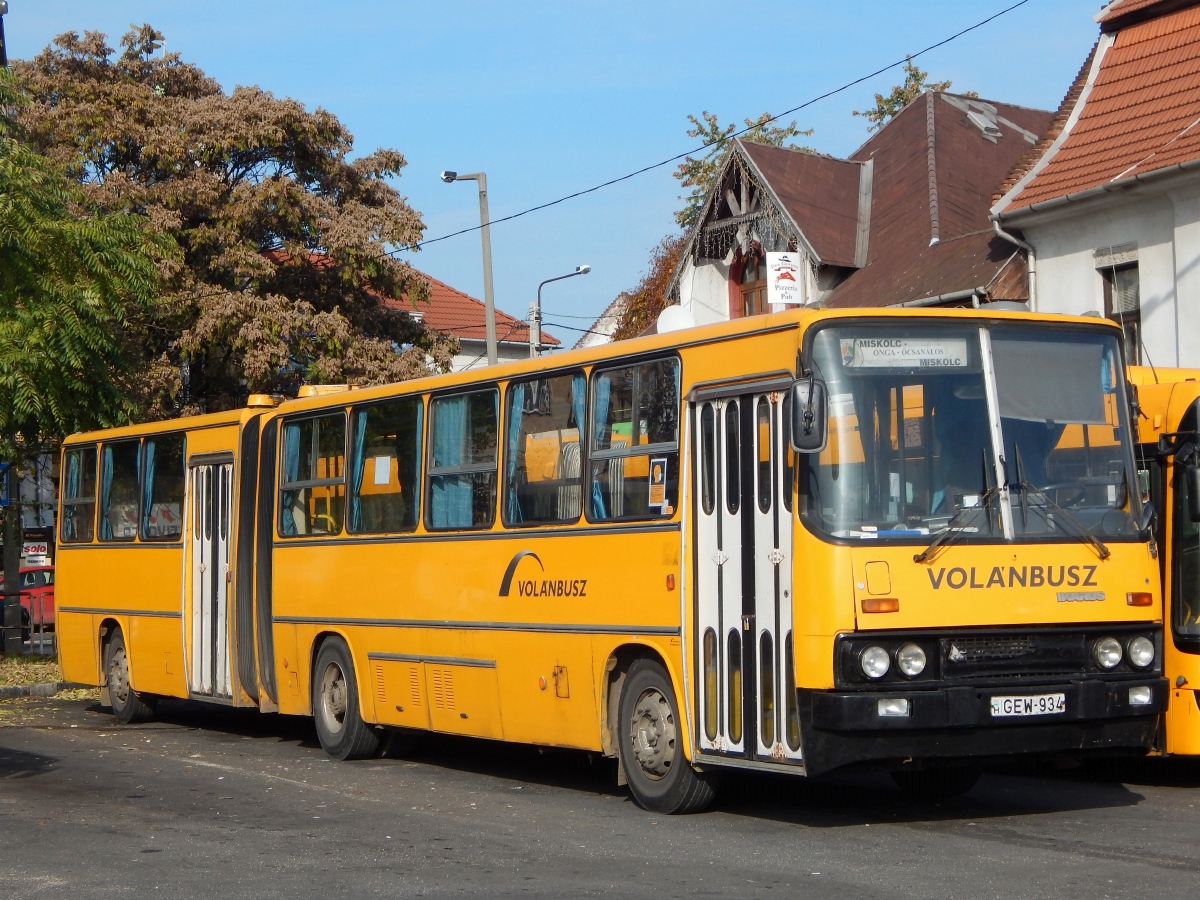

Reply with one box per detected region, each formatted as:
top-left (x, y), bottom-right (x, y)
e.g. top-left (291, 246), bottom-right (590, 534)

top-left (0, 1), bottom-right (10, 68)
top-left (441, 170), bottom-right (498, 366)
top-left (531, 265), bottom-right (591, 357)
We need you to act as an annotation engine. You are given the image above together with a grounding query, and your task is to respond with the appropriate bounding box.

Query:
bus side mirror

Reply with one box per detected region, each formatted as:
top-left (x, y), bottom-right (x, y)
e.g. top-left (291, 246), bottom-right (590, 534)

top-left (789, 378), bottom-right (827, 453)
top-left (1187, 466), bottom-right (1200, 523)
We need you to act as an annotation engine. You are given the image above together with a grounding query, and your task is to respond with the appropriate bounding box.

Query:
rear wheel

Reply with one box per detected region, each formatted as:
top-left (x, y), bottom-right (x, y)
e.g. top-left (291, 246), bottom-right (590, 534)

top-left (312, 638), bottom-right (381, 760)
top-left (891, 766), bottom-right (981, 801)
top-left (105, 629), bottom-right (156, 724)
top-left (619, 658), bottom-right (719, 814)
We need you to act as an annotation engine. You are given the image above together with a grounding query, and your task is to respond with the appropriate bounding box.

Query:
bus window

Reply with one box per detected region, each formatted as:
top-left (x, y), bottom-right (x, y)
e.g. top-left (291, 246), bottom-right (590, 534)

top-left (503, 372), bottom-right (585, 526)
top-left (700, 404), bottom-right (716, 515)
top-left (279, 414), bottom-right (347, 536)
top-left (428, 388), bottom-right (499, 530)
top-left (61, 446), bottom-right (98, 543)
top-left (141, 433), bottom-right (185, 541)
top-left (348, 397), bottom-right (423, 534)
top-left (100, 440), bottom-right (141, 542)
top-left (589, 357), bottom-right (680, 520)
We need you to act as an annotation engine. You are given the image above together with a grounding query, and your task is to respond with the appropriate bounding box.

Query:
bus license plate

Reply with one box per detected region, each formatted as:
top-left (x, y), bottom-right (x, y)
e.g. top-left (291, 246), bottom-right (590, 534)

top-left (990, 693), bottom-right (1066, 717)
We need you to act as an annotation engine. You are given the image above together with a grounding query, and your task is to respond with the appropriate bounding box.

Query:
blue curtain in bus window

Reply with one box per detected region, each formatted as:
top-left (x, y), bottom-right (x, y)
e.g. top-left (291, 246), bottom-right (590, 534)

top-left (571, 373), bottom-right (586, 436)
top-left (64, 452), bottom-right (81, 540)
top-left (280, 423), bottom-right (301, 536)
top-left (506, 383), bottom-right (525, 524)
top-left (99, 445), bottom-right (114, 540)
top-left (591, 375), bottom-right (610, 519)
top-left (432, 395), bottom-right (471, 528)
top-left (140, 441), bottom-right (157, 537)
top-left (348, 411), bottom-right (368, 533)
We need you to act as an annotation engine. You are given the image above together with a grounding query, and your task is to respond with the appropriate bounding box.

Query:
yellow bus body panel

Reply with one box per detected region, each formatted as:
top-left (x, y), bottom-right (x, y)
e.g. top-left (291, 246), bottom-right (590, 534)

top-left (57, 412), bottom-right (247, 698)
top-left (1130, 367), bottom-right (1200, 754)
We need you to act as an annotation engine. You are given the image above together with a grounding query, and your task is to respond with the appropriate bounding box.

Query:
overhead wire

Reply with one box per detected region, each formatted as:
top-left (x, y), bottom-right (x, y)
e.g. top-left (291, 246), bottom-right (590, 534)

top-left (172, 0), bottom-right (1032, 311)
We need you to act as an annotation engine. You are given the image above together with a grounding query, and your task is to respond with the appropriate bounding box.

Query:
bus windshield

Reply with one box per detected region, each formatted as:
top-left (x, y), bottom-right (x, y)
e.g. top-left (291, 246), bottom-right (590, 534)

top-left (801, 323), bottom-right (1139, 543)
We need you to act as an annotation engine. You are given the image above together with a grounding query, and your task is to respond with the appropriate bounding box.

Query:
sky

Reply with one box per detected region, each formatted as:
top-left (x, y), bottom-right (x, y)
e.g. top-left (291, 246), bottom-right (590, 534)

top-left (10, 1), bottom-right (1107, 346)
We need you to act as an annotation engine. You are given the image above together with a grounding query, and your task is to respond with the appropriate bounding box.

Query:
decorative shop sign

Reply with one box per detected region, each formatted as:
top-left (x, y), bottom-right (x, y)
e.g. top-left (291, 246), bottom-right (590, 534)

top-left (766, 252), bottom-right (804, 306)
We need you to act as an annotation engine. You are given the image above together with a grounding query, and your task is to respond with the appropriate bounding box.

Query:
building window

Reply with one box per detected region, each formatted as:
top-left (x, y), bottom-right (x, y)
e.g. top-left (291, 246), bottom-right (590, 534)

top-left (1102, 263), bottom-right (1141, 365)
top-left (740, 253), bottom-right (768, 317)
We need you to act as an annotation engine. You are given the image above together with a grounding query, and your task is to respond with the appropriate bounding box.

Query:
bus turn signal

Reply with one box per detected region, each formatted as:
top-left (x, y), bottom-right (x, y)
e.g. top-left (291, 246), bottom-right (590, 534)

top-left (1127, 592), bottom-right (1153, 606)
top-left (862, 598), bottom-right (899, 613)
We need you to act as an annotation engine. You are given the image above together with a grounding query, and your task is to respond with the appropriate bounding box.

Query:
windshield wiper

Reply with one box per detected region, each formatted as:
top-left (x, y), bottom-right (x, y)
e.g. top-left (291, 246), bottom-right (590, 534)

top-left (1012, 480), bottom-right (1112, 561)
top-left (915, 451), bottom-right (999, 564)
top-left (913, 487), bottom-right (997, 564)
top-left (1011, 445), bottom-right (1111, 561)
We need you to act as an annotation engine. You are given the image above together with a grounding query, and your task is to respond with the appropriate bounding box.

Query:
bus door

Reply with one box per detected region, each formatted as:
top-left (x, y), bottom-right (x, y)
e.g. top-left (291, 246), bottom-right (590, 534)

top-left (187, 454), bottom-right (234, 698)
top-left (694, 389), bottom-right (801, 763)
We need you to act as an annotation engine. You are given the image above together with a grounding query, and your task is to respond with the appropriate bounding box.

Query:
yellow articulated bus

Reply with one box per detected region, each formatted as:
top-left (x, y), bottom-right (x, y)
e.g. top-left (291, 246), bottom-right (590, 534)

top-left (57, 307), bottom-right (1168, 813)
top-left (1130, 366), bottom-right (1200, 755)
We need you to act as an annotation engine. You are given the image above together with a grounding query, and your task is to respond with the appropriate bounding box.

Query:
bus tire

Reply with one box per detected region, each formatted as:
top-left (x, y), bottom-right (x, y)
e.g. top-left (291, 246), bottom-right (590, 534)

top-left (619, 658), bottom-right (719, 814)
top-left (312, 638), bottom-right (381, 761)
top-left (891, 765), bottom-right (980, 802)
top-left (105, 629), bottom-right (156, 724)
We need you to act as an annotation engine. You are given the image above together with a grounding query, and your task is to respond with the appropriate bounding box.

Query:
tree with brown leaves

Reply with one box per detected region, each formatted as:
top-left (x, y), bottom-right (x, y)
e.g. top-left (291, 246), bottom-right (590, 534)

top-left (14, 25), bottom-right (455, 417)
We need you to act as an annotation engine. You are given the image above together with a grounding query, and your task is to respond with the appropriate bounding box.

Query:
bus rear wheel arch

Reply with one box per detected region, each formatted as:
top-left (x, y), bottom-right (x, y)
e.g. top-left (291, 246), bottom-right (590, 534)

top-left (103, 625), bottom-right (157, 724)
top-left (311, 636), bottom-right (382, 761)
top-left (618, 657), bottom-right (719, 814)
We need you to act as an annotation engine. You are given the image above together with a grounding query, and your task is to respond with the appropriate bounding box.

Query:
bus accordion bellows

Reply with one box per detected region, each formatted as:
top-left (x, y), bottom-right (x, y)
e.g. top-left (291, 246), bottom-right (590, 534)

top-left (57, 307), bottom-right (1168, 813)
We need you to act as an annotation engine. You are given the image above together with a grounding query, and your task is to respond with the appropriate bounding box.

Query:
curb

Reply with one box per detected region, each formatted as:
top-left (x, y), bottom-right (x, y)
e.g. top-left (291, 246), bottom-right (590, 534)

top-left (0, 682), bottom-right (90, 700)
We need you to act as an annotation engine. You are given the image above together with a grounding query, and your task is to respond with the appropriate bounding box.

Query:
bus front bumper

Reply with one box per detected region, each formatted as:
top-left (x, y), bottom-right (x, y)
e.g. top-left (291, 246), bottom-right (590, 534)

top-left (798, 678), bottom-right (1168, 777)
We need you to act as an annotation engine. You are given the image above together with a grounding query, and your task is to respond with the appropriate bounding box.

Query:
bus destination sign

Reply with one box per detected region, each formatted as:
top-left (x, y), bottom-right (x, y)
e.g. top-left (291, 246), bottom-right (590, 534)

top-left (840, 337), bottom-right (968, 369)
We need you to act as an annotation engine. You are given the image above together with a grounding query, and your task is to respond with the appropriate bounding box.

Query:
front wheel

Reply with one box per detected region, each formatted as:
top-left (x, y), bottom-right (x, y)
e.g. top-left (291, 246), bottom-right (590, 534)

top-left (619, 658), bottom-right (719, 814)
top-left (312, 638), bottom-right (382, 760)
top-left (105, 629), bottom-right (156, 724)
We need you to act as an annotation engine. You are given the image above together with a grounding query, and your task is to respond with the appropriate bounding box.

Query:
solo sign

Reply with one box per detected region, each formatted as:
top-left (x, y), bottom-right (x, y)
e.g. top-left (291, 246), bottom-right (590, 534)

top-left (766, 252), bottom-right (804, 306)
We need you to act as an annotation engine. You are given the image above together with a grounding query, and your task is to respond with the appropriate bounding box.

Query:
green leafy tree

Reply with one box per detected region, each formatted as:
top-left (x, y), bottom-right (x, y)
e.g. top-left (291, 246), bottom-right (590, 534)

top-left (0, 68), bottom-right (167, 461)
top-left (13, 25), bottom-right (455, 418)
top-left (674, 111), bottom-right (813, 229)
top-left (854, 57), bottom-right (974, 132)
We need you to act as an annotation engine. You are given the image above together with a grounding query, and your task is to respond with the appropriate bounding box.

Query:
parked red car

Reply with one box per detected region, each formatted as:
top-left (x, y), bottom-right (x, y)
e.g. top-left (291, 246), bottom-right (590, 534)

top-left (19, 565), bottom-right (55, 635)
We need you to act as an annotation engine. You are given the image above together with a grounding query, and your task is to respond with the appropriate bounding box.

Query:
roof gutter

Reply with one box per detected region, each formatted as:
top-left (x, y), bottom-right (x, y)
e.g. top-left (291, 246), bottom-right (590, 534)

top-left (999, 156), bottom-right (1200, 222)
top-left (990, 216), bottom-right (1036, 311)
top-left (896, 286), bottom-right (987, 308)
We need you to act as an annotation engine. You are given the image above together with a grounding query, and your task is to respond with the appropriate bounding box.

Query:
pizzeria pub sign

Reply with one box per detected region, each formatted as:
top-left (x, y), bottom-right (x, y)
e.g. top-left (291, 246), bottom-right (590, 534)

top-left (766, 252), bottom-right (804, 306)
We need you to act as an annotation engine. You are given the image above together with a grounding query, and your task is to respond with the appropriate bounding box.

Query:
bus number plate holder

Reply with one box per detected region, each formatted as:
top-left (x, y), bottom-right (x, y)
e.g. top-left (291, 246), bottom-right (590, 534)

top-left (990, 693), bottom-right (1066, 717)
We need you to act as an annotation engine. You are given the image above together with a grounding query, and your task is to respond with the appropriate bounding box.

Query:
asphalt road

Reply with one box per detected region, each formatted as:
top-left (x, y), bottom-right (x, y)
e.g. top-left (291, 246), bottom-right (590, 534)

top-left (1, 696), bottom-right (1198, 899)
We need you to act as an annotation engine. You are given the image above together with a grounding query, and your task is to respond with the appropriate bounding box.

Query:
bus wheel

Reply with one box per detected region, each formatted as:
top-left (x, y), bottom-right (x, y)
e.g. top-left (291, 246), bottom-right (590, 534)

top-left (619, 658), bottom-right (719, 814)
top-left (891, 766), bottom-right (980, 802)
top-left (312, 639), bottom-right (381, 761)
top-left (105, 629), bottom-right (156, 724)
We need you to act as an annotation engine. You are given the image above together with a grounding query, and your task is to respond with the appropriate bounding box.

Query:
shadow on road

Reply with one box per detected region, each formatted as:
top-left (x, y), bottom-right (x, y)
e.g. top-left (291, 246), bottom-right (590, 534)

top-left (60, 697), bottom-right (1167, 826)
top-left (0, 745), bottom-right (59, 780)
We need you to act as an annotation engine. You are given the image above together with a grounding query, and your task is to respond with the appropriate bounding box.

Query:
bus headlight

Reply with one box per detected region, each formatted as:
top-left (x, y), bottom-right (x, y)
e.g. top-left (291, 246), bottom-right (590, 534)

top-left (1127, 636), bottom-right (1155, 669)
top-left (861, 646), bottom-right (891, 679)
top-left (1094, 636), bottom-right (1123, 669)
top-left (896, 643), bottom-right (927, 677)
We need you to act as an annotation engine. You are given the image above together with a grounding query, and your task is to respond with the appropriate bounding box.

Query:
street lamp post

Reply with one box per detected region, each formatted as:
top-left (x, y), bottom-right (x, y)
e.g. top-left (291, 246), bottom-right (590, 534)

top-left (0, 1), bottom-right (10, 68)
top-left (440, 170), bottom-right (498, 366)
top-left (532, 265), bottom-right (591, 357)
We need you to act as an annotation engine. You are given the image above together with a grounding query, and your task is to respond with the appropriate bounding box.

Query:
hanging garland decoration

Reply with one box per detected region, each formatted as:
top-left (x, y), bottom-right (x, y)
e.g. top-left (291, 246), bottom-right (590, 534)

top-left (693, 150), bottom-right (798, 262)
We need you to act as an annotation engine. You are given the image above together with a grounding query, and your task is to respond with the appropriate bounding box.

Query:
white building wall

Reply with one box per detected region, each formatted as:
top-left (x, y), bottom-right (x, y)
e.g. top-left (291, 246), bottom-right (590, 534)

top-left (450, 340), bottom-right (533, 373)
top-left (1018, 181), bottom-right (1197, 368)
top-left (676, 255), bottom-right (733, 326)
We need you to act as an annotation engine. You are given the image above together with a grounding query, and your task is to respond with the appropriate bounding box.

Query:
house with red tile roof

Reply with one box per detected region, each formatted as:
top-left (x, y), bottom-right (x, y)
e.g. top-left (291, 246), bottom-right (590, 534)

top-left (380, 272), bottom-right (559, 371)
top-left (264, 250), bottom-right (557, 371)
top-left (663, 92), bottom-right (1053, 328)
top-left (991, 0), bottom-right (1200, 368)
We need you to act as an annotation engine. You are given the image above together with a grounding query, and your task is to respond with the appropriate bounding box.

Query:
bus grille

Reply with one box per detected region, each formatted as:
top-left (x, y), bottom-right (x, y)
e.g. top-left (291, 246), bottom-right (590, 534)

top-left (939, 633), bottom-right (1085, 681)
